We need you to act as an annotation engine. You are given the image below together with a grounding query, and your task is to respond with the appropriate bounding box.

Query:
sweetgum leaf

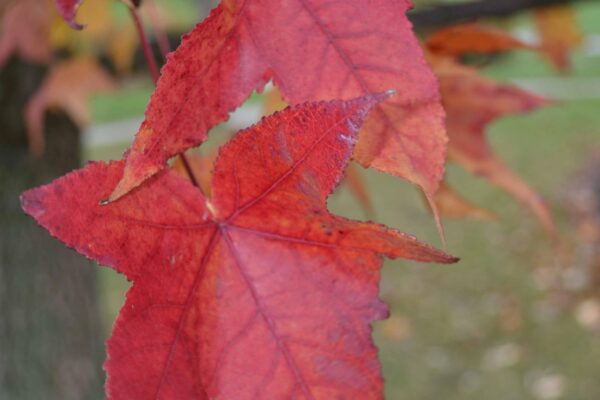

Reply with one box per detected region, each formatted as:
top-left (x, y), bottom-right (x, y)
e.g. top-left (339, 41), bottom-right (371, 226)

top-left (54, 0), bottom-right (84, 30)
top-left (263, 86), bottom-right (374, 216)
top-left (24, 57), bottom-right (116, 156)
top-left (425, 23), bottom-right (534, 57)
top-left (431, 55), bottom-right (556, 236)
top-left (22, 96), bottom-right (456, 399)
top-left (108, 0), bottom-right (447, 206)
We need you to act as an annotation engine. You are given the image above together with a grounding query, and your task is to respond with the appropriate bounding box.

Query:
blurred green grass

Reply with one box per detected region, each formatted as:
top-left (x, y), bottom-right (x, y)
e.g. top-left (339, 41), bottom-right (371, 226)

top-left (86, 3), bottom-right (600, 399)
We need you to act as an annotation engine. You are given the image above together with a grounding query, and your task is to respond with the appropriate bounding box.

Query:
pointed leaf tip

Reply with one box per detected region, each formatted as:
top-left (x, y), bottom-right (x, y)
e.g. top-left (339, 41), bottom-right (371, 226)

top-left (21, 100), bottom-right (455, 399)
top-left (110, 0), bottom-right (447, 203)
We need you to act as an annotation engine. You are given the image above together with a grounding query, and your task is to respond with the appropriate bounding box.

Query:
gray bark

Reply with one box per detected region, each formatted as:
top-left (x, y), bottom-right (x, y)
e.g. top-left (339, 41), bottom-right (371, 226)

top-left (0, 58), bottom-right (104, 400)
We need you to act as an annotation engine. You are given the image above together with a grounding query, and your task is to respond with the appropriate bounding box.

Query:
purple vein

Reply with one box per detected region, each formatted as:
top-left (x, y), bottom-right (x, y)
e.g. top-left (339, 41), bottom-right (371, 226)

top-left (100, 212), bottom-right (213, 231)
top-left (225, 111), bottom-right (352, 222)
top-left (296, 0), bottom-right (423, 175)
top-left (153, 227), bottom-right (220, 400)
top-left (229, 224), bottom-right (385, 255)
top-left (221, 228), bottom-right (316, 400)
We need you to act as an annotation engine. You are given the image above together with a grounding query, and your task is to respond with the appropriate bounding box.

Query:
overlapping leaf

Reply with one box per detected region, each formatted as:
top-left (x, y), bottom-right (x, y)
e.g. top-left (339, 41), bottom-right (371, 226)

top-left (263, 85), bottom-right (374, 216)
top-left (108, 0), bottom-right (447, 206)
top-left (430, 53), bottom-right (555, 234)
top-left (22, 96), bottom-right (456, 399)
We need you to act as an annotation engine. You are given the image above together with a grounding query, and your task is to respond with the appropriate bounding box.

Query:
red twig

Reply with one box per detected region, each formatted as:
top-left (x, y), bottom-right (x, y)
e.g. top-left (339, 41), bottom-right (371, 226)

top-left (127, 3), bottom-right (205, 197)
top-left (146, 0), bottom-right (172, 57)
top-left (129, 6), bottom-right (160, 84)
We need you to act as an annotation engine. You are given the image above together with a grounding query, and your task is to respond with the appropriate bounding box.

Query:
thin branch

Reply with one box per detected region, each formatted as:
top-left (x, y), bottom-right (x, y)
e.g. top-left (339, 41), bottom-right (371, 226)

top-left (127, 2), bottom-right (206, 198)
top-left (129, 7), bottom-right (160, 84)
top-left (408, 0), bottom-right (591, 30)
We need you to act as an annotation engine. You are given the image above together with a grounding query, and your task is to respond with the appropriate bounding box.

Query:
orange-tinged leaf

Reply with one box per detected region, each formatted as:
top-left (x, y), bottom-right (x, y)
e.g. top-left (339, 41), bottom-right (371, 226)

top-left (425, 23), bottom-right (534, 57)
top-left (172, 151), bottom-right (217, 198)
top-left (107, 21), bottom-right (139, 75)
top-left (22, 96), bottom-right (457, 399)
top-left (433, 56), bottom-right (556, 235)
top-left (24, 57), bottom-right (116, 156)
top-left (534, 5), bottom-right (583, 72)
top-left (433, 181), bottom-right (496, 220)
top-left (108, 0), bottom-right (447, 207)
top-left (345, 163), bottom-right (374, 216)
top-left (0, 0), bottom-right (52, 68)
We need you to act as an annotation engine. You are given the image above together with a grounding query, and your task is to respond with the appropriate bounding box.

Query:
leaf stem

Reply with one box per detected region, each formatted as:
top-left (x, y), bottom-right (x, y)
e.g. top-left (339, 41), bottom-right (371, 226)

top-left (179, 153), bottom-right (201, 189)
top-left (129, 6), bottom-right (160, 84)
top-left (146, 0), bottom-right (172, 57)
top-left (127, 3), bottom-right (206, 198)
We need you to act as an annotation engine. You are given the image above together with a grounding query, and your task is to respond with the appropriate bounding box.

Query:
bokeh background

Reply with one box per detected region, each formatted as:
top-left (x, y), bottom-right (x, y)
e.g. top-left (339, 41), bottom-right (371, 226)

top-left (2, 0), bottom-right (600, 399)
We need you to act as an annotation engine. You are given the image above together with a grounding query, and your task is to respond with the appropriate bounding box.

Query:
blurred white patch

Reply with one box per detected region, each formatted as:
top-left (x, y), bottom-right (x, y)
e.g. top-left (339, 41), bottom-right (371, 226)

top-left (482, 343), bottom-right (522, 370)
top-left (584, 34), bottom-right (600, 57)
top-left (512, 27), bottom-right (539, 47)
top-left (530, 373), bottom-right (566, 400)
top-left (339, 134), bottom-right (357, 145)
top-left (575, 298), bottom-right (600, 329)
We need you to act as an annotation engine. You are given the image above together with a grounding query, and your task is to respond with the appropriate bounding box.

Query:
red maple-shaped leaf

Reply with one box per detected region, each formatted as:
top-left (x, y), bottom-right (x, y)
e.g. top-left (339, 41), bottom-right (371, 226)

top-left (54, 0), bottom-right (84, 29)
top-left (22, 97), bottom-right (456, 399)
top-left (108, 0), bottom-right (446, 208)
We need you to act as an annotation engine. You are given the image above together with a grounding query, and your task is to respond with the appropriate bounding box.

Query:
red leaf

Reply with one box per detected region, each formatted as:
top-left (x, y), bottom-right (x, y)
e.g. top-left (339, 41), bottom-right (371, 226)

top-left (24, 57), bottom-right (116, 156)
top-left (108, 0), bottom-right (446, 208)
top-left (0, 0), bottom-right (52, 68)
top-left (432, 56), bottom-right (556, 236)
top-left (22, 96), bottom-right (456, 399)
top-left (263, 87), bottom-right (374, 217)
top-left (54, 0), bottom-right (84, 30)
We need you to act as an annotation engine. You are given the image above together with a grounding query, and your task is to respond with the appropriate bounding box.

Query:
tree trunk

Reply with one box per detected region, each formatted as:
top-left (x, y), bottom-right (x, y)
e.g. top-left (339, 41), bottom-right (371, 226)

top-left (0, 58), bottom-right (104, 399)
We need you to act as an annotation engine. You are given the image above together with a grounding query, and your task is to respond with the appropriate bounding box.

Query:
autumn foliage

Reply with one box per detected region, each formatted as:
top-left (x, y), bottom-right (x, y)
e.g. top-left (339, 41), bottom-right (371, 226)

top-left (107, 0), bottom-right (447, 210)
top-left (23, 95), bottom-right (458, 398)
top-left (13, 0), bottom-right (582, 398)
